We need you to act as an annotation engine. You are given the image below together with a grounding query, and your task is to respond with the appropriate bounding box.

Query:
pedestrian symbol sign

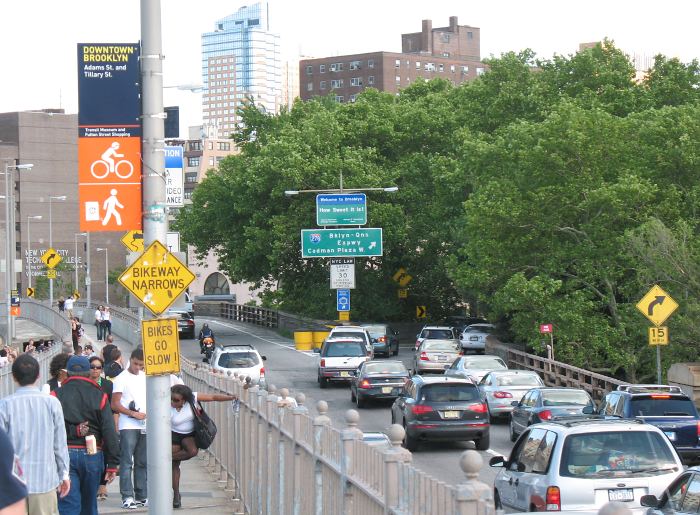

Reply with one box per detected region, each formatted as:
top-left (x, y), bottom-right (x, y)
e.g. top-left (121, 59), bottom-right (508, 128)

top-left (41, 248), bottom-right (62, 269)
top-left (121, 230), bottom-right (144, 253)
top-left (636, 285), bottom-right (679, 327)
top-left (118, 240), bottom-right (195, 315)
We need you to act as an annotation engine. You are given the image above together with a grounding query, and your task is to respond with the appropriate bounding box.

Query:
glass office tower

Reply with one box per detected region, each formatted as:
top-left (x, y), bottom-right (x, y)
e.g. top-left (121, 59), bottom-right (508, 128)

top-left (201, 1), bottom-right (281, 137)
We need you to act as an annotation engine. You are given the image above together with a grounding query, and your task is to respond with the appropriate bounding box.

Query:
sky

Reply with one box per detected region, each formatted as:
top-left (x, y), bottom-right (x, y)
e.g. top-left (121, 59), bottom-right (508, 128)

top-left (1, 0), bottom-right (698, 134)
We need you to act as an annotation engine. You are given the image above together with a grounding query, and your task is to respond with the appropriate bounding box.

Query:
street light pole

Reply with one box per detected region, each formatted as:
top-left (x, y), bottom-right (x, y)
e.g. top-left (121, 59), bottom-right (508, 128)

top-left (26, 215), bottom-right (42, 290)
top-left (4, 162), bottom-right (33, 347)
top-left (96, 248), bottom-right (109, 305)
top-left (48, 195), bottom-right (66, 309)
top-left (74, 233), bottom-right (86, 297)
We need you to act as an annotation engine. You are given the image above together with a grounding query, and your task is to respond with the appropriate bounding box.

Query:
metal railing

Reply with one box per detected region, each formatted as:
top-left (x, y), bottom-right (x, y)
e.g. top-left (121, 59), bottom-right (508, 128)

top-left (0, 342), bottom-right (60, 397)
top-left (487, 340), bottom-right (625, 400)
top-left (181, 360), bottom-right (495, 515)
top-left (74, 301), bottom-right (142, 347)
top-left (1, 299), bottom-right (73, 345)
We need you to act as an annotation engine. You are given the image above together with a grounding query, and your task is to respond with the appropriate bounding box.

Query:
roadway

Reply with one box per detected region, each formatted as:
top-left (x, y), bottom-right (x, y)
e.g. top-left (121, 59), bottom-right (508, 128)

top-left (181, 317), bottom-right (515, 488)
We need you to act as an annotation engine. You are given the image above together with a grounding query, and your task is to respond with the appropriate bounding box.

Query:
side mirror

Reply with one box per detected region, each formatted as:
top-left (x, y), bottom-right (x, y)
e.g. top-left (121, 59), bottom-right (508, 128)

top-left (489, 456), bottom-right (505, 467)
top-left (313, 348), bottom-right (320, 354)
top-left (582, 405), bottom-right (594, 415)
top-left (444, 364), bottom-right (450, 370)
top-left (261, 355), bottom-right (267, 361)
top-left (511, 400), bottom-right (519, 407)
top-left (371, 338), bottom-right (378, 343)
top-left (640, 495), bottom-right (659, 508)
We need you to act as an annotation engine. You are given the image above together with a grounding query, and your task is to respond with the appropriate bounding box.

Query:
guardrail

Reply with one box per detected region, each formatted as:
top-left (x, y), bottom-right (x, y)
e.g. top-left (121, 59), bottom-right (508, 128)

top-left (197, 301), bottom-right (332, 332)
top-left (74, 301), bottom-right (142, 347)
top-left (487, 340), bottom-right (625, 400)
top-left (1, 299), bottom-right (73, 345)
top-left (181, 360), bottom-right (495, 515)
top-left (0, 342), bottom-right (60, 397)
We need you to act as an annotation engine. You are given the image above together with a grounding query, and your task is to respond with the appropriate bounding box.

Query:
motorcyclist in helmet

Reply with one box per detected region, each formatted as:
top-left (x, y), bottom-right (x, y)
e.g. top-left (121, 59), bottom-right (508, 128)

top-left (198, 324), bottom-right (215, 354)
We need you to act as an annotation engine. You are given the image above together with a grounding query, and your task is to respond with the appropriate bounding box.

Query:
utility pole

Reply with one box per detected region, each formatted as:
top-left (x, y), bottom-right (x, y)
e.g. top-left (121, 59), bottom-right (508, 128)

top-left (141, 1), bottom-right (171, 513)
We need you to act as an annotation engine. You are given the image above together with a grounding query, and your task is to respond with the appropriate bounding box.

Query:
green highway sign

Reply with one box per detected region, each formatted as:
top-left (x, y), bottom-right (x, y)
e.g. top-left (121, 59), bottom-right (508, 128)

top-left (301, 228), bottom-right (383, 258)
top-left (316, 193), bottom-right (367, 226)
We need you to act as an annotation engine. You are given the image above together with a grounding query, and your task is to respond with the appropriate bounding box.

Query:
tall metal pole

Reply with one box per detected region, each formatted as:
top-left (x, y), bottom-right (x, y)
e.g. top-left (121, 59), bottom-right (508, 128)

top-left (142, 1), bottom-right (171, 512)
top-left (27, 217), bottom-right (32, 290)
top-left (86, 232), bottom-right (91, 308)
top-left (49, 197), bottom-right (53, 307)
top-left (4, 163), bottom-right (12, 346)
top-left (74, 233), bottom-right (80, 296)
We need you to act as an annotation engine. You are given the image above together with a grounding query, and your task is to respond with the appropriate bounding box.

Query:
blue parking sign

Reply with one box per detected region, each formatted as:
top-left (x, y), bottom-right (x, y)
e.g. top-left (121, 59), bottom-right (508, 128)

top-left (337, 289), bottom-right (350, 312)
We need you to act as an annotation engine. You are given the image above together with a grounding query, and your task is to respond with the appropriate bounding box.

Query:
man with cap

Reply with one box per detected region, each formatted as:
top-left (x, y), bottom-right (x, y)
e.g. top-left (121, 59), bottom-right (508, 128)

top-left (0, 353), bottom-right (70, 515)
top-left (53, 355), bottom-right (120, 515)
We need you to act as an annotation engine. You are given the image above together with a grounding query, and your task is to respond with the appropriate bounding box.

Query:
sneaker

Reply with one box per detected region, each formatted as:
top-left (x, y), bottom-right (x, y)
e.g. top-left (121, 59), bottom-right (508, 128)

top-left (122, 498), bottom-right (137, 510)
top-left (136, 499), bottom-right (148, 508)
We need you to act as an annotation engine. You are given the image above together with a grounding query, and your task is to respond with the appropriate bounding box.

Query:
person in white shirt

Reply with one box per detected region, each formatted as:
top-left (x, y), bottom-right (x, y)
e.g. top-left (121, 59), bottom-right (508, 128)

top-left (103, 307), bottom-right (112, 338)
top-left (169, 384), bottom-right (236, 509)
top-left (110, 348), bottom-right (148, 509)
top-left (64, 295), bottom-right (75, 317)
top-left (94, 306), bottom-right (104, 342)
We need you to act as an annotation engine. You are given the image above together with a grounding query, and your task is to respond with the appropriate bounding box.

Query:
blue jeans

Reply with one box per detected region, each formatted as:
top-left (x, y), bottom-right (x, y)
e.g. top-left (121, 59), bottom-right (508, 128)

top-left (95, 321), bottom-right (104, 341)
top-left (58, 449), bottom-right (103, 515)
top-left (119, 429), bottom-right (147, 501)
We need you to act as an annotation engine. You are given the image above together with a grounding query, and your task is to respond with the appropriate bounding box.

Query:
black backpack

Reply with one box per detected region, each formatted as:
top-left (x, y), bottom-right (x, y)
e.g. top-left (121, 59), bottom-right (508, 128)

top-left (104, 361), bottom-right (123, 379)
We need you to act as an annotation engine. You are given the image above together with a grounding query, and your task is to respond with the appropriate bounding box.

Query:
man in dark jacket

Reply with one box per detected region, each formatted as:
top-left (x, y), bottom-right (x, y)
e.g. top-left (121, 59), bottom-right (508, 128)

top-left (53, 355), bottom-right (120, 515)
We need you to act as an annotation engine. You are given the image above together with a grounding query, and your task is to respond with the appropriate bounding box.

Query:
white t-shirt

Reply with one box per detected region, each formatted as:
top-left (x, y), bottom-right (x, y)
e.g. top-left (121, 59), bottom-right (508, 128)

top-left (113, 369), bottom-right (147, 430)
top-left (94, 309), bottom-right (103, 322)
top-left (65, 298), bottom-right (74, 310)
top-left (171, 392), bottom-right (198, 434)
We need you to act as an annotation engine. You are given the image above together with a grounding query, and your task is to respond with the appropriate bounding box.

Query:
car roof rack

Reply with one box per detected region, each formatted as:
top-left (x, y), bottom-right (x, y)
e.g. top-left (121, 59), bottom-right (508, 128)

top-left (217, 344), bottom-right (255, 350)
top-left (549, 417), bottom-right (645, 427)
top-left (616, 384), bottom-right (684, 394)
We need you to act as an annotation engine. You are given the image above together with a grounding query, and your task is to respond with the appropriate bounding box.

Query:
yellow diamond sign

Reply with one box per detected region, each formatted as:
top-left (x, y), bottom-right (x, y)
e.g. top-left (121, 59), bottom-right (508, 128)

top-left (41, 248), bottom-right (62, 269)
top-left (121, 230), bottom-right (144, 253)
top-left (118, 240), bottom-right (195, 315)
top-left (636, 284), bottom-right (679, 327)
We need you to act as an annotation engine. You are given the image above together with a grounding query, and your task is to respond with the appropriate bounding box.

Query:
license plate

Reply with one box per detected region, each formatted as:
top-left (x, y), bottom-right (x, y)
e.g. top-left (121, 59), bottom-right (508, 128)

top-left (608, 489), bottom-right (633, 502)
top-left (382, 387), bottom-right (393, 394)
top-left (665, 431), bottom-right (677, 441)
top-left (437, 355), bottom-right (447, 361)
top-left (340, 371), bottom-right (350, 377)
top-left (470, 336), bottom-right (479, 341)
top-left (442, 410), bottom-right (460, 419)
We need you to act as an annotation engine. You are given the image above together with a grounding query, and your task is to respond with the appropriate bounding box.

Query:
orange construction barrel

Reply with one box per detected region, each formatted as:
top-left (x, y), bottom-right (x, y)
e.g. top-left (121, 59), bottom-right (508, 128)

top-left (312, 331), bottom-right (330, 349)
top-left (293, 331), bottom-right (314, 351)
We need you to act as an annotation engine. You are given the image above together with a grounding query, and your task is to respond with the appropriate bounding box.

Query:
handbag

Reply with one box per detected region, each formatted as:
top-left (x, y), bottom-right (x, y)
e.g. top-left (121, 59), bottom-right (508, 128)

top-left (188, 399), bottom-right (217, 449)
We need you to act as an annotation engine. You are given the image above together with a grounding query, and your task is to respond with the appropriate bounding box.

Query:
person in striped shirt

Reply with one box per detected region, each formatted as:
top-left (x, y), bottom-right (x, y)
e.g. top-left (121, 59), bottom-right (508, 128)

top-left (0, 354), bottom-right (71, 514)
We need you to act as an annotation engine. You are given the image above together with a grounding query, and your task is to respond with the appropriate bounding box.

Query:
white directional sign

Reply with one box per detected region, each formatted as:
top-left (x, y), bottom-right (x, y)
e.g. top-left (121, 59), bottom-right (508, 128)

top-left (330, 258), bottom-right (355, 289)
top-left (164, 146), bottom-right (184, 207)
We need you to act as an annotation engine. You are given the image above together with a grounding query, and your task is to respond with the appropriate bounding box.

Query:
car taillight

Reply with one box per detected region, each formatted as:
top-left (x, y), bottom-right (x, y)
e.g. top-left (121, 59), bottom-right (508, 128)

top-left (410, 405), bottom-right (433, 415)
top-left (415, 340), bottom-right (421, 348)
top-left (419, 352), bottom-right (429, 361)
top-left (651, 395), bottom-right (671, 399)
top-left (545, 486), bottom-right (561, 511)
top-left (187, 320), bottom-right (194, 326)
top-left (259, 367), bottom-right (265, 376)
top-left (493, 391), bottom-right (513, 399)
top-left (540, 410), bottom-right (553, 421)
top-left (696, 421), bottom-right (700, 438)
top-left (320, 359), bottom-right (326, 367)
top-left (378, 336), bottom-right (386, 343)
top-left (467, 403), bottom-right (488, 413)
top-left (359, 379), bottom-right (371, 389)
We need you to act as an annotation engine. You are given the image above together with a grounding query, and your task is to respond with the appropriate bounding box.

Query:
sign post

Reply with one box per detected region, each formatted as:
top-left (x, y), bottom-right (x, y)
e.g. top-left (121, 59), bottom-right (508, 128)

top-left (636, 285), bottom-right (679, 384)
top-left (539, 323), bottom-right (554, 368)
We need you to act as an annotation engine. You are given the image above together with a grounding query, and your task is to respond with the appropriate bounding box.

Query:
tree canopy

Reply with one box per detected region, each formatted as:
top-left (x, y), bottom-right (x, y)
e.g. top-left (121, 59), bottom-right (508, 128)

top-left (175, 41), bottom-right (700, 380)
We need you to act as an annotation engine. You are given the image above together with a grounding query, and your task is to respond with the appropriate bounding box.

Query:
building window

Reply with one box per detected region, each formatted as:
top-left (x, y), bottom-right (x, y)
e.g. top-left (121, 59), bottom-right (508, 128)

top-left (349, 94), bottom-right (357, 103)
top-left (368, 59), bottom-right (375, 69)
top-left (395, 59), bottom-right (401, 68)
top-left (395, 76), bottom-right (401, 83)
top-left (184, 191), bottom-right (192, 200)
top-left (330, 79), bottom-right (343, 89)
top-left (461, 65), bottom-right (469, 74)
top-left (350, 60), bottom-right (361, 70)
top-left (415, 61), bottom-right (421, 70)
top-left (320, 64), bottom-right (326, 73)
top-left (320, 81), bottom-right (326, 90)
top-left (305, 65), bottom-right (313, 75)
top-left (249, 18), bottom-right (259, 26)
top-left (219, 142), bottom-right (230, 151)
top-left (438, 64), bottom-right (444, 72)
top-left (442, 52), bottom-right (450, 58)
top-left (330, 62), bottom-right (344, 72)
top-left (209, 157), bottom-right (215, 166)
top-left (442, 33), bottom-right (451, 43)
top-left (368, 76), bottom-right (375, 85)
top-left (188, 157), bottom-right (200, 167)
top-left (476, 67), bottom-right (485, 76)
top-left (208, 141), bottom-right (214, 150)
top-left (450, 65), bottom-right (456, 73)
top-left (350, 77), bottom-right (363, 87)
top-left (189, 141), bottom-right (201, 151)
top-left (335, 95), bottom-right (344, 103)
top-left (425, 63), bottom-right (435, 71)
top-left (468, 32), bottom-right (473, 40)
top-left (307, 82), bottom-right (313, 92)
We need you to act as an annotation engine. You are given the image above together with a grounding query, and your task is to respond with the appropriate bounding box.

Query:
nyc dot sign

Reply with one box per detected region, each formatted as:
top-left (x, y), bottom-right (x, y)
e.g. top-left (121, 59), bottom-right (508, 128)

top-left (141, 318), bottom-right (180, 376)
top-left (118, 240), bottom-right (195, 315)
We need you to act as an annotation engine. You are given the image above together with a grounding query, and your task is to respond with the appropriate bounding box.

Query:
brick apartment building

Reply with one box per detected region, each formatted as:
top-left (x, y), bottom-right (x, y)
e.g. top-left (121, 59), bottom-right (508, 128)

top-left (299, 16), bottom-right (486, 102)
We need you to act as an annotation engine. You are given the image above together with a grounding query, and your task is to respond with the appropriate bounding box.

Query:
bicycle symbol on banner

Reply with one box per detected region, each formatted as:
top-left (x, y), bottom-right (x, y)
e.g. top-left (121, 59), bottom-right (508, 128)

top-left (90, 141), bottom-right (134, 179)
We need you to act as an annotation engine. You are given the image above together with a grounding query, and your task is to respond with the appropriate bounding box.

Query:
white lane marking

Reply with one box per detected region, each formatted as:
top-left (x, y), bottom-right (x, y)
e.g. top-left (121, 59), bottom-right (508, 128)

top-left (204, 318), bottom-right (315, 358)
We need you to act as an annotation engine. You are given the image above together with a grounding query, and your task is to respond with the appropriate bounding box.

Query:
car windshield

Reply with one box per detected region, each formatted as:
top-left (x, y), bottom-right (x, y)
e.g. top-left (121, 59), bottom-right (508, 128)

top-left (423, 341), bottom-right (458, 352)
top-left (364, 362), bottom-right (406, 375)
top-left (462, 357), bottom-right (506, 370)
top-left (630, 397), bottom-right (698, 417)
top-left (362, 325), bottom-right (386, 336)
top-left (323, 342), bottom-right (366, 357)
top-left (217, 351), bottom-right (259, 368)
top-left (422, 329), bottom-right (454, 339)
top-left (464, 325), bottom-right (493, 333)
top-left (560, 431), bottom-right (678, 478)
top-left (542, 390), bottom-right (592, 406)
top-left (420, 384), bottom-right (479, 402)
top-left (496, 374), bottom-right (542, 387)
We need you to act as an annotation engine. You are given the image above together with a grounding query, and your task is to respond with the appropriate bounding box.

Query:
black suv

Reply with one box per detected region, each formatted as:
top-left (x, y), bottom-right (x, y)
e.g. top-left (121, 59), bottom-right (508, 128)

top-left (598, 384), bottom-right (700, 463)
top-left (390, 375), bottom-right (490, 452)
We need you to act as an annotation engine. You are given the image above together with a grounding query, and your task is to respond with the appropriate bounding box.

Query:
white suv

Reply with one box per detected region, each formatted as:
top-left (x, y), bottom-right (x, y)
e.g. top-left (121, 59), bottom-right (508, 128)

top-left (490, 418), bottom-right (683, 513)
top-left (316, 337), bottom-right (371, 388)
top-left (326, 326), bottom-right (374, 355)
top-left (210, 344), bottom-right (267, 387)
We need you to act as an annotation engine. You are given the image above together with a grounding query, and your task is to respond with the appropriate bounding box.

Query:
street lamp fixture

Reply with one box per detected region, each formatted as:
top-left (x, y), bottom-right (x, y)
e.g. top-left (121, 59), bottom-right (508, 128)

top-left (4, 162), bottom-right (33, 345)
top-left (26, 215), bottom-right (42, 290)
top-left (284, 186), bottom-right (399, 197)
top-left (96, 247), bottom-right (109, 305)
top-left (48, 195), bottom-right (67, 308)
top-left (74, 233), bottom-right (87, 297)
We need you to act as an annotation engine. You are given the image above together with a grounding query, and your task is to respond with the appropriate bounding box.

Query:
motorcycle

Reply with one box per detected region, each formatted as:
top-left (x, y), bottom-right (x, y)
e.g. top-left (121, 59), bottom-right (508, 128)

top-left (201, 336), bottom-right (215, 363)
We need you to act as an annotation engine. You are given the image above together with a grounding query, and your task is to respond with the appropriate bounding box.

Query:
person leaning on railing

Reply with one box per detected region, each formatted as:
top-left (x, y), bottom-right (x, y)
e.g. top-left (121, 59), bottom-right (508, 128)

top-left (169, 384), bottom-right (236, 509)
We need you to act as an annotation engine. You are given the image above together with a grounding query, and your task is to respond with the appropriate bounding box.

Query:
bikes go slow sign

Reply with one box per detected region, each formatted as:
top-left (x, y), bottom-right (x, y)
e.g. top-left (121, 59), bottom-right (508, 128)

top-left (141, 318), bottom-right (180, 375)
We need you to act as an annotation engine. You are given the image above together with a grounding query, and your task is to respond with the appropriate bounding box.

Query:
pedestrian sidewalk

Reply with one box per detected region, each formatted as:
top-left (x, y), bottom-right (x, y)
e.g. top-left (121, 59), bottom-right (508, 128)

top-left (80, 322), bottom-right (239, 514)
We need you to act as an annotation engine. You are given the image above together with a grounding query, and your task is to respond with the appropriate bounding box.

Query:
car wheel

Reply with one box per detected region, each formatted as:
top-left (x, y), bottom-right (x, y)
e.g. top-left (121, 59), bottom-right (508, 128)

top-left (509, 419), bottom-right (518, 442)
top-left (494, 490), bottom-right (502, 511)
top-left (350, 388), bottom-right (356, 402)
top-left (402, 422), bottom-right (418, 452)
top-left (393, 345), bottom-right (399, 356)
top-left (355, 393), bottom-right (365, 409)
top-left (319, 375), bottom-right (328, 389)
top-left (475, 432), bottom-right (490, 451)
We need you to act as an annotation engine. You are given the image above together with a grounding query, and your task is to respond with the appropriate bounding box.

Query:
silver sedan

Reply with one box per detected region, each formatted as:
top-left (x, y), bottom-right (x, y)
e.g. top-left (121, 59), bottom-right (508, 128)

top-left (477, 370), bottom-right (544, 419)
top-left (412, 340), bottom-right (462, 374)
top-left (444, 355), bottom-right (508, 383)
